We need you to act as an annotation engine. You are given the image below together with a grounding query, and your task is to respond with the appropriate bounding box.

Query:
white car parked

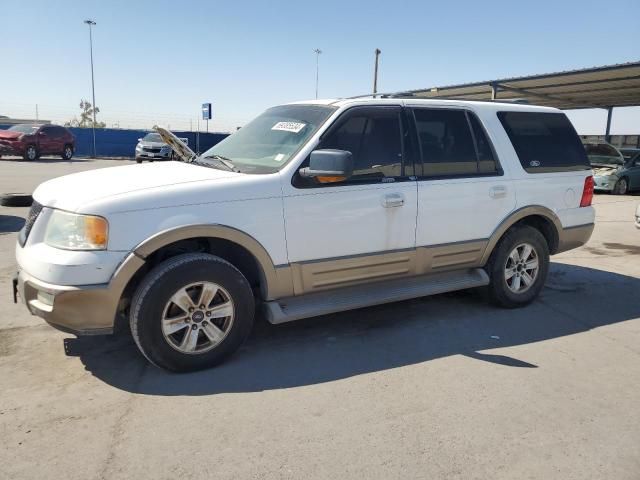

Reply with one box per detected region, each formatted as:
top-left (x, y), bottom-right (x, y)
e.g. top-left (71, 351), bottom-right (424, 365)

top-left (14, 97), bottom-right (595, 371)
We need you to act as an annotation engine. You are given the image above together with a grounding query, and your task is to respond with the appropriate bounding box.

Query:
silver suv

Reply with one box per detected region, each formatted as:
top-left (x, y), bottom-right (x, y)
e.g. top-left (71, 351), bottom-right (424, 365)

top-left (135, 132), bottom-right (187, 163)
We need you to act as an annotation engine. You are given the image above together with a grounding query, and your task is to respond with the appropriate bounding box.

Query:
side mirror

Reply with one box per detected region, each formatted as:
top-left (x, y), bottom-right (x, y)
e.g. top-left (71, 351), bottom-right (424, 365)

top-left (300, 149), bottom-right (353, 183)
top-left (137, 138), bottom-right (142, 142)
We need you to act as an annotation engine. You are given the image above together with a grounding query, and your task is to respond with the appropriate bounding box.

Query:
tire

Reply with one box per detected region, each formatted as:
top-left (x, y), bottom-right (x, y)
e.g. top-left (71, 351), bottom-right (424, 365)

top-left (0, 193), bottom-right (33, 207)
top-left (24, 145), bottom-right (37, 161)
top-left (485, 225), bottom-right (549, 309)
top-left (136, 159), bottom-right (143, 164)
top-left (612, 177), bottom-right (628, 195)
top-left (130, 253), bottom-right (255, 372)
top-left (61, 144), bottom-right (73, 160)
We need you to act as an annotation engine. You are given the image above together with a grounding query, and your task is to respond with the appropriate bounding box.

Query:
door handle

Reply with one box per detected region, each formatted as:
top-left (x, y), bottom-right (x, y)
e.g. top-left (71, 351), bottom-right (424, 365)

top-left (382, 193), bottom-right (404, 208)
top-left (489, 185), bottom-right (507, 199)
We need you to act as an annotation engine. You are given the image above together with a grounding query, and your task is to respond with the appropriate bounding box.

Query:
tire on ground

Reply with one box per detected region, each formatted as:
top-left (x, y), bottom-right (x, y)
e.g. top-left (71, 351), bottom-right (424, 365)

top-left (129, 252), bottom-right (255, 372)
top-left (485, 225), bottom-right (549, 309)
top-left (0, 193), bottom-right (33, 207)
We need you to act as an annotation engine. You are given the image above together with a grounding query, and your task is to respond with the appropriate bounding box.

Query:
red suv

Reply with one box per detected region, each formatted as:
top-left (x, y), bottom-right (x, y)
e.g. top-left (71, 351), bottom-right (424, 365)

top-left (0, 124), bottom-right (75, 161)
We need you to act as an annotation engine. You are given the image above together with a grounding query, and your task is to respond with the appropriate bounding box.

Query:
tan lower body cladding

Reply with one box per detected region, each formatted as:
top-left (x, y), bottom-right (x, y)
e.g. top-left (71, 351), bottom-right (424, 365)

top-left (289, 240), bottom-right (488, 295)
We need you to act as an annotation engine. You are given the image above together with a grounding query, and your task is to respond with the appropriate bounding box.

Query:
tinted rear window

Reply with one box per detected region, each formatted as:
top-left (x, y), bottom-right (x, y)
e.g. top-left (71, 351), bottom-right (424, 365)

top-left (497, 112), bottom-right (590, 173)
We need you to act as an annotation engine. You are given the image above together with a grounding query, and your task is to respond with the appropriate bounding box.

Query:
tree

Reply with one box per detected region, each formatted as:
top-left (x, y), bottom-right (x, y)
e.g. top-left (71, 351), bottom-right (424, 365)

top-left (65, 99), bottom-right (106, 128)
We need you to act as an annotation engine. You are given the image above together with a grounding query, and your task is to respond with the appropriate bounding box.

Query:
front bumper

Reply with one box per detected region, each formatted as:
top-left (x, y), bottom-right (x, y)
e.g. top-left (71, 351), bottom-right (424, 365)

top-left (593, 175), bottom-right (616, 192)
top-left (135, 149), bottom-right (172, 160)
top-left (14, 253), bottom-right (145, 336)
top-left (0, 142), bottom-right (20, 155)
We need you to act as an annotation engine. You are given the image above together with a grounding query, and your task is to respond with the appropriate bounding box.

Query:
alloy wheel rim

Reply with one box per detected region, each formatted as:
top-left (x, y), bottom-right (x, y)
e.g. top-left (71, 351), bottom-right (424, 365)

top-left (27, 147), bottom-right (36, 160)
top-left (65, 147), bottom-right (72, 158)
top-left (504, 243), bottom-right (539, 294)
top-left (619, 179), bottom-right (627, 194)
top-left (161, 281), bottom-right (235, 354)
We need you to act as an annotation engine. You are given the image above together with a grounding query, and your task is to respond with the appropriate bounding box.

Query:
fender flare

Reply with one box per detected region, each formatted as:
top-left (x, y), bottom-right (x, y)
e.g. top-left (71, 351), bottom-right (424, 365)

top-left (132, 224), bottom-right (293, 300)
top-left (480, 206), bottom-right (562, 264)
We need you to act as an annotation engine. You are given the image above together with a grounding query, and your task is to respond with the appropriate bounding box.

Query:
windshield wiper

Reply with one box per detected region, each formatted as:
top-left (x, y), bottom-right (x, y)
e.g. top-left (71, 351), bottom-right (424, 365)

top-left (200, 154), bottom-right (239, 172)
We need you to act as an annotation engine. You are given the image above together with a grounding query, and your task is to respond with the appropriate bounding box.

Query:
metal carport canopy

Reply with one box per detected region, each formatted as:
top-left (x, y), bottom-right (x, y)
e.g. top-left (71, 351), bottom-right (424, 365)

top-left (401, 61), bottom-right (640, 110)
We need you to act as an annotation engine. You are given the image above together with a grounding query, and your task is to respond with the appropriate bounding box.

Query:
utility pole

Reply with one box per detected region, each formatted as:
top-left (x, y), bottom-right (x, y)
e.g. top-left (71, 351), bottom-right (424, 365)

top-left (313, 48), bottom-right (322, 99)
top-left (373, 48), bottom-right (381, 96)
top-left (84, 19), bottom-right (97, 158)
top-left (35, 104), bottom-right (38, 121)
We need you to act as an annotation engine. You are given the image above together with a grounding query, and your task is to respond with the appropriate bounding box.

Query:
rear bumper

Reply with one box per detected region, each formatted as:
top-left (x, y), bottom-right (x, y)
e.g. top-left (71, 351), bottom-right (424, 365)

top-left (556, 223), bottom-right (594, 253)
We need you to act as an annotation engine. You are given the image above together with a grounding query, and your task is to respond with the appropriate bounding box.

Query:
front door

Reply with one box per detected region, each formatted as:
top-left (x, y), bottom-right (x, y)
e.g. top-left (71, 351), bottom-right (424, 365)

top-left (37, 126), bottom-right (59, 155)
top-left (410, 107), bottom-right (516, 270)
top-left (625, 155), bottom-right (640, 191)
top-left (282, 106), bottom-right (418, 294)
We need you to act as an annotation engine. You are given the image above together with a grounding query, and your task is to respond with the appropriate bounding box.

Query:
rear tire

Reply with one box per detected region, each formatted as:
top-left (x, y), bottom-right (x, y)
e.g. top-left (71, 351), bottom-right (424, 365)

top-left (485, 225), bottom-right (549, 308)
top-left (130, 253), bottom-right (255, 372)
top-left (612, 177), bottom-right (628, 195)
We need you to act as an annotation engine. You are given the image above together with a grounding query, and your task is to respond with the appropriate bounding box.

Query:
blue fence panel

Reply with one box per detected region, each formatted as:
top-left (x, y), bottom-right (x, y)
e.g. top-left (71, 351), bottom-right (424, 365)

top-left (0, 123), bottom-right (228, 158)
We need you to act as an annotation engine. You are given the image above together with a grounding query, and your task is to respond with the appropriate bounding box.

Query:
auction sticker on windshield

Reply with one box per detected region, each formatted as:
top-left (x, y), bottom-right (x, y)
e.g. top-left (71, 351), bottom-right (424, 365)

top-left (272, 122), bottom-right (306, 133)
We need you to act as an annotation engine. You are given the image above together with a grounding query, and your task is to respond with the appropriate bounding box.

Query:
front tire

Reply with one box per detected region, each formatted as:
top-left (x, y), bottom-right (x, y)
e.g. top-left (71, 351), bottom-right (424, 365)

top-left (612, 177), bottom-right (628, 195)
top-left (130, 253), bottom-right (255, 372)
top-left (24, 145), bottom-right (37, 161)
top-left (485, 225), bottom-right (549, 308)
top-left (61, 145), bottom-right (73, 160)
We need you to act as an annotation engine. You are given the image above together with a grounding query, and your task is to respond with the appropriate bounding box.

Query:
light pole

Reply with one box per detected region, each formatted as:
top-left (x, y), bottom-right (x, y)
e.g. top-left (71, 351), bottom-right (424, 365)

top-left (84, 19), bottom-right (97, 158)
top-left (313, 48), bottom-right (322, 99)
top-left (373, 48), bottom-right (381, 96)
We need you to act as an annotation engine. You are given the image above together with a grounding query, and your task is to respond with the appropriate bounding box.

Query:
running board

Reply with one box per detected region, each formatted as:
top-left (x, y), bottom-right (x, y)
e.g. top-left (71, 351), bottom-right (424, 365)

top-left (263, 268), bottom-right (489, 324)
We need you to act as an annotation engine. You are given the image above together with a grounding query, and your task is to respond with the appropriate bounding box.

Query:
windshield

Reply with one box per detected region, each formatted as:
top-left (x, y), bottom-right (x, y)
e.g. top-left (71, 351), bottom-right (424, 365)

top-left (200, 104), bottom-right (336, 174)
top-left (584, 143), bottom-right (623, 165)
top-left (142, 133), bottom-right (164, 143)
top-left (8, 124), bottom-right (39, 134)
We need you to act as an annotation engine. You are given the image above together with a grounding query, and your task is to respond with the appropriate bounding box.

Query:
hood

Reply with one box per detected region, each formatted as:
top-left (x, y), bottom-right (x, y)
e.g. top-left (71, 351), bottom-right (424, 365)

top-left (33, 161), bottom-right (240, 212)
top-left (592, 164), bottom-right (621, 176)
top-left (0, 130), bottom-right (24, 140)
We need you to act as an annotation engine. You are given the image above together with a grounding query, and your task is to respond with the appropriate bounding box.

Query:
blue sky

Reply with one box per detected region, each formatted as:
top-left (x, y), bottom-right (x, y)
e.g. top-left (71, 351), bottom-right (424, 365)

top-left (2, 0), bottom-right (639, 133)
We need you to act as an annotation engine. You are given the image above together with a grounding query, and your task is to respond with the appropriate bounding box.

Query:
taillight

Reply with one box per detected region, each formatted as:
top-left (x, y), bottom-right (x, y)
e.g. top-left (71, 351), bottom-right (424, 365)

top-left (580, 175), bottom-right (594, 207)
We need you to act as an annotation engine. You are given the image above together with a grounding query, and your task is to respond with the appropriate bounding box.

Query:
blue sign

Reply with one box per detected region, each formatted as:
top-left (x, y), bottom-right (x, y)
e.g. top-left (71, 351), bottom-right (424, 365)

top-left (202, 103), bottom-right (212, 120)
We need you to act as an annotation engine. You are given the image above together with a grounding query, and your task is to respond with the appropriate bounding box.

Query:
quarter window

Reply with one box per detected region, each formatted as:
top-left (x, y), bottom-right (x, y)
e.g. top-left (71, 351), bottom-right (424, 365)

top-left (497, 111), bottom-right (590, 173)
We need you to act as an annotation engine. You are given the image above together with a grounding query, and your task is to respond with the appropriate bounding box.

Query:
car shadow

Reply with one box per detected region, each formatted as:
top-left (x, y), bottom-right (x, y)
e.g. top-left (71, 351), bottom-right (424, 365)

top-left (0, 215), bottom-right (25, 234)
top-left (64, 263), bottom-right (640, 396)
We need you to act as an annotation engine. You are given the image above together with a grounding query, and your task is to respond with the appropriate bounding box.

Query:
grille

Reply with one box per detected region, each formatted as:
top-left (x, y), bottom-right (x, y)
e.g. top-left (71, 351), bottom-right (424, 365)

top-left (143, 147), bottom-right (161, 153)
top-left (19, 201), bottom-right (43, 246)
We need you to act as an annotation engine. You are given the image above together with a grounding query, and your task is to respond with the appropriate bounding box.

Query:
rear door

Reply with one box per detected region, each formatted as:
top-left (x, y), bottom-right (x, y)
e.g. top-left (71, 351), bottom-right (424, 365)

top-left (411, 107), bottom-right (516, 268)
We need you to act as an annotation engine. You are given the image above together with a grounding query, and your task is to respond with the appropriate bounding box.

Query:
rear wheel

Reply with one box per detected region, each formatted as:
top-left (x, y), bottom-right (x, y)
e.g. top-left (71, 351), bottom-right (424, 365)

top-left (24, 145), bottom-right (37, 161)
top-left (130, 253), bottom-right (255, 372)
top-left (485, 225), bottom-right (549, 308)
top-left (612, 177), bottom-right (628, 195)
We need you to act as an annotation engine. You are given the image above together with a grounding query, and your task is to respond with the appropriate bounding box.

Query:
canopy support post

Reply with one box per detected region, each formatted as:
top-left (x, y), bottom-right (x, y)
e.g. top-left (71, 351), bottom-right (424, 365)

top-left (605, 107), bottom-right (613, 143)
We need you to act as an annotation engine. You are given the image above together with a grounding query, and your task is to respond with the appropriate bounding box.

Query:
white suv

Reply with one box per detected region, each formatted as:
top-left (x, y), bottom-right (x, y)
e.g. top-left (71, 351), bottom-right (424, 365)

top-left (13, 98), bottom-right (595, 371)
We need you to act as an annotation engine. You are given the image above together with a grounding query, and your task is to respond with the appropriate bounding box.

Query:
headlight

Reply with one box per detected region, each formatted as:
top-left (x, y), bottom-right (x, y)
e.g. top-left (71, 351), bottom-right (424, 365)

top-left (44, 210), bottom-right (109, 250)
top-left (135, 144), bottom-right (142, 150)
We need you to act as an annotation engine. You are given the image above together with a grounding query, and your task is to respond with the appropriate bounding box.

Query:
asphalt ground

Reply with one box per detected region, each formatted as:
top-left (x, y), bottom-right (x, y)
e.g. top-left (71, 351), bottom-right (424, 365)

top-left (1, 158), bottom-right (639, 479)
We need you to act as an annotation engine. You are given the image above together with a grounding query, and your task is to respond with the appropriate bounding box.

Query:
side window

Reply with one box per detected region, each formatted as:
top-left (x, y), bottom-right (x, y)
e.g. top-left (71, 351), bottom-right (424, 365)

top-left (320, 107), bottom-right (403, 181)
top-left (413, 109), bottom-right (478, 176)
top-left (468, 113), bottom-right (498, 173)
top-left (497, 111), bottom-right (590, 173)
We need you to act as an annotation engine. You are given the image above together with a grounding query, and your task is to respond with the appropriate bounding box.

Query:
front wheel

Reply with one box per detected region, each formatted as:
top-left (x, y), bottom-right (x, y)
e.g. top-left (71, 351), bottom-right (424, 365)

top-left (61, 145), bottom-right (73, 160)
top-left (613, 177), bottom-right (628, 195)
top-left (130, 253), bottom-right (255, 372)
top-left (485, 225), bottom-right (549, 308)
top-left (24, 145), bottom-right (37, 161)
